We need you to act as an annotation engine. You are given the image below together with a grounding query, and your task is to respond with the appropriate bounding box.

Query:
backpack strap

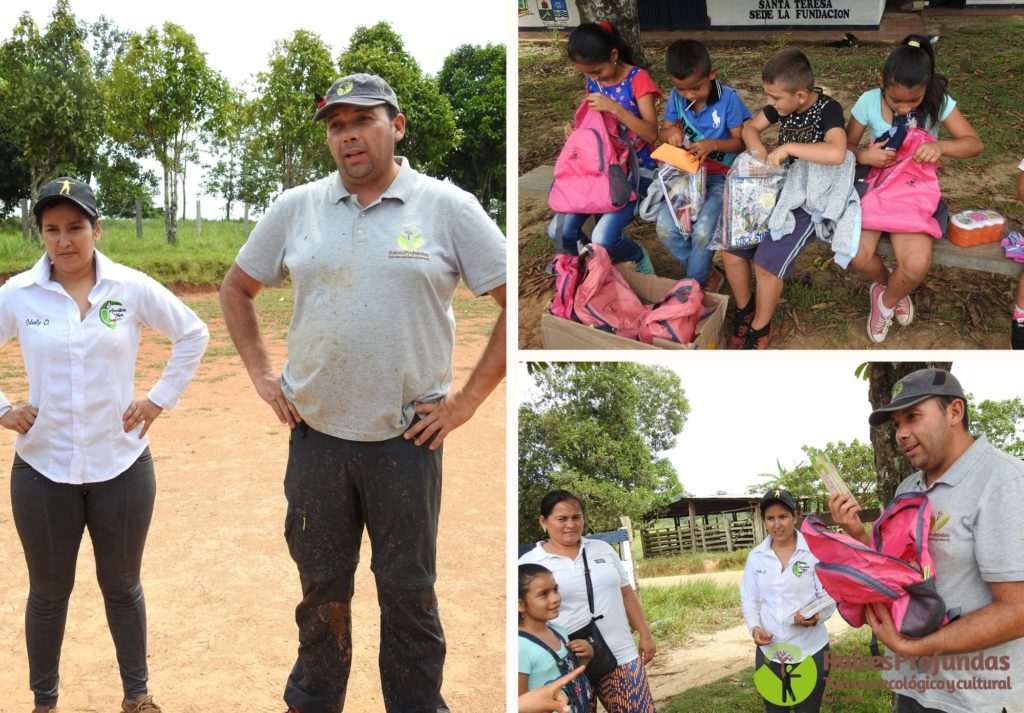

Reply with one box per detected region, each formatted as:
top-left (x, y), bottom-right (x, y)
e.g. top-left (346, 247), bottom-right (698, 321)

top-left (518, 624), bottom-right (573, 667)
top-left (518, 629), bottom-right (564, 666)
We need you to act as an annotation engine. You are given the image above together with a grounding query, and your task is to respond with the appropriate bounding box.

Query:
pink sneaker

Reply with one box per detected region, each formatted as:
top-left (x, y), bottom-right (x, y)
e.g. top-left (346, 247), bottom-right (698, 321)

top-left (886, 267), bottom-right (914, 326)
top-left (893, 293), bottom-right (914, 326)
top-left (868, 282), bottom-right (892, 344)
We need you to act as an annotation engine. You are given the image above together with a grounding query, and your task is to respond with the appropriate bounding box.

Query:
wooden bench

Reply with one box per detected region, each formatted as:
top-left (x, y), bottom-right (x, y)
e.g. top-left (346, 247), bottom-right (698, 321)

top-left (519, 163), bottom-right (1023, 278)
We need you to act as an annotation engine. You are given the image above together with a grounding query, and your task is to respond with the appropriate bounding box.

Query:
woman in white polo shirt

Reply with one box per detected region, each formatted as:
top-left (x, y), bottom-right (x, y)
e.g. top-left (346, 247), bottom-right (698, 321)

top-left (0, 177), bottom-right (208, 713)
top-left (741, 489), bottom-right (835, 713)
top-left (519, 490), bottom-right (658, 713)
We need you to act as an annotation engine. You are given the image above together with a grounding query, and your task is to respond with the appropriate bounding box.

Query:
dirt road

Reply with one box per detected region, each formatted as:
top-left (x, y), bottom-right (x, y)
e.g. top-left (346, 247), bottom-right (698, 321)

top-left (0, 287), bottom-right (504, 712)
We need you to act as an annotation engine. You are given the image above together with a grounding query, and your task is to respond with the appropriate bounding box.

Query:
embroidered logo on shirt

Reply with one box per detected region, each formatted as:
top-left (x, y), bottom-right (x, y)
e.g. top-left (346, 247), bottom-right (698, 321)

top-left (929, 510), bottom-right (951, 541)
top-left (24, 317), bottom-right (50, 326)
top-left (791, 560), bottom-right (810, 578)
top-left (712, 109), bottom-right (721, 129)
top-left (99, 300), bottom-right (127, 329)
top-left (592, 558), bottom-right (607, 564)
top-left (388, 226), bottom-right (429, 260)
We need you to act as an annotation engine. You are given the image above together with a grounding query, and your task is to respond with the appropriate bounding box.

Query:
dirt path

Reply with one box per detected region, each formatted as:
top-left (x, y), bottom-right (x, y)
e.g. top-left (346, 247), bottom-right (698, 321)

top-left (0, 287), bottom-right (504, 712)
top-left (642, 570), bottom-right (744, 589)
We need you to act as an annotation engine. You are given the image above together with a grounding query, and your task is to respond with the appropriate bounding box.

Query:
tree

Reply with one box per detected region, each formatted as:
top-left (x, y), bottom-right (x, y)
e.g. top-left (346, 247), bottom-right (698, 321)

top-left (859, 362), bottom-right (952, 506)
top-left (437, 44), bottom-right (506, 224)
top-left (574, 0), bottom-right (649, 68)
top-left (337, 23), bottom-right (458, 176)
top-left (748, 440), bottom-right (879, 509)
top-left (0, 2), bottom-right (103, 231)
top-left (244, 30), bottom-right (336, 204)
top-left (105, 23), bottom-right (225, 244)
top-left (971, 396), bottom-right (1024, 456)
top-left (0, 135), bottom-right (30, 219)
top-left (518, 363), bottom-right (688, 542)
top-left (93, 146), bottom-right (159, 218)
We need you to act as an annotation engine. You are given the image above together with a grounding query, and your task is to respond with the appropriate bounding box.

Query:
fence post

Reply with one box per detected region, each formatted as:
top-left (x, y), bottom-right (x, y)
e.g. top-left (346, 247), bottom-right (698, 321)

top-left (687, 501), bottom-right (698, 552)
top-left (21, 198), bottom-right (31, 241)
top-left (243, 203), bottom-right (249, 236)
top-left (617, 520), bottom-right (637, 590)
top-left (194, 200), bottom-right (202, 238)
top-left (135, 199), bottom-right (143, 240)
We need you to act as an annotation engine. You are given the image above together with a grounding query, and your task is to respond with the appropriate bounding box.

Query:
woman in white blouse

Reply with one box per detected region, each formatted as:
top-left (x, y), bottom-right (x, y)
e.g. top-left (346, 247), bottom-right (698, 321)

top-left (741, 489), bottom-right (835, 713)
top-left (519, 490), bottom-right (658, 713)
top-left (0, 178), bottom-right (209, 713)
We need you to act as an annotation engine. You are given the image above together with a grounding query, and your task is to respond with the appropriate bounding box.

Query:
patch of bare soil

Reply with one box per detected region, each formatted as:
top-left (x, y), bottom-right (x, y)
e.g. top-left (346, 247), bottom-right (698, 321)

top-left (0, 287), bottom-right (504, 712)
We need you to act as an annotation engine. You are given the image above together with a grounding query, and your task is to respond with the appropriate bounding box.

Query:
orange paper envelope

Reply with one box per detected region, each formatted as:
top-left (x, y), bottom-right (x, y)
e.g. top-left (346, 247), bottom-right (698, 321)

top-left (651, 144), bottom-right (700, 174)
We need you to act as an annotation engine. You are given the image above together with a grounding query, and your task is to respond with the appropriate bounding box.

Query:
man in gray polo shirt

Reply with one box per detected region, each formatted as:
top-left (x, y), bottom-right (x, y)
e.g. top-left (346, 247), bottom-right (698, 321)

top-left (219, 73), bottom-right (506, 713)
top-left (829, 368), bottom-right (1024, 713)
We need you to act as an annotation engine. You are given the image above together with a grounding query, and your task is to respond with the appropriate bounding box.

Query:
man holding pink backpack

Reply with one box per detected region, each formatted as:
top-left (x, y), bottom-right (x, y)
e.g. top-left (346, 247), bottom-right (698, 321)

top-left (829, 369), bottom-right (1024, 713)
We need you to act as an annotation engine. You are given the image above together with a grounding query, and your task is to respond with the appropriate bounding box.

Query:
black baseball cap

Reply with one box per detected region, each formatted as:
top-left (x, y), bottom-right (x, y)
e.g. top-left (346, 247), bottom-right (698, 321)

top-left (868, 368), bottom-right (967, 426)
top-left (760, 488), bottom-right (797, 515)
top-left (313, 73), bottom-right (400, 121)
top-left (33, 177), bottom-right (99, 221)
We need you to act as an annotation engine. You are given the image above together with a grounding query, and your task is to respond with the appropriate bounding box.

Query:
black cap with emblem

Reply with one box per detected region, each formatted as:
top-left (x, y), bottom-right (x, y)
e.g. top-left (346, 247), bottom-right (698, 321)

top-left (33, 177), bottom-right (99, 222)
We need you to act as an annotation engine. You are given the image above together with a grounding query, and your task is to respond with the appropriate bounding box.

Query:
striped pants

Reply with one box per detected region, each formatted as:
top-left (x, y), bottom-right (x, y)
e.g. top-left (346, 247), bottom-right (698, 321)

top-left (592, 657), bottom-right (656, 713)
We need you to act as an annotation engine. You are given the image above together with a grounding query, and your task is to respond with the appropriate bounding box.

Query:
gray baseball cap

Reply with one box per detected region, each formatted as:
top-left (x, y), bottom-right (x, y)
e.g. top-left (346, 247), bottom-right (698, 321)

top-left (868, 368), bottom-right (967, 426)
top-left (313, 73), bottom-right (400, 121)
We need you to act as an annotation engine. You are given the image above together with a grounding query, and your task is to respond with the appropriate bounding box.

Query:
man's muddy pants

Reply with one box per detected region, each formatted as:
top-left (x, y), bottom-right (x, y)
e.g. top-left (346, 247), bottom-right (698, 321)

top-left (282, 423), bottom-right (446, 713)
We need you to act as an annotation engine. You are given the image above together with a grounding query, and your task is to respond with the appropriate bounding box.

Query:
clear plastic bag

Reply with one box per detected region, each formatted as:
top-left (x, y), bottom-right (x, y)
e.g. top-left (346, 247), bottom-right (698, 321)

top-left (656, 163), bottom-right (706, 235)
top-left (711, 152), bottom-right (787, 250)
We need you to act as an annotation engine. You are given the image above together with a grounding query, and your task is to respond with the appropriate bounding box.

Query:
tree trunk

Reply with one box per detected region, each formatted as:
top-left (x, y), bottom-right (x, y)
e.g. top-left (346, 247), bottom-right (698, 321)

top-left (868, 361), bottom-right (953, 506)
top-left (575, 0), bottom-right (649, 68)
top-left (180, 160), bottom-right (187, 221)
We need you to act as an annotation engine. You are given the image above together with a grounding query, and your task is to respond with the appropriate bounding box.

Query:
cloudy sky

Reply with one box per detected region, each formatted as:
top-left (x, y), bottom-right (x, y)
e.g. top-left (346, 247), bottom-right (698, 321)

top-left (517, 357), bottom-right (1023, 496)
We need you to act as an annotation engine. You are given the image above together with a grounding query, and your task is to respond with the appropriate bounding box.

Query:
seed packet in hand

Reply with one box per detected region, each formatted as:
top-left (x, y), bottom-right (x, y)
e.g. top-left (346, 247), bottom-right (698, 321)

top-left (793, 595), bottom-right (836, 621)
top-left (809, 451), bottom-right (858, 506)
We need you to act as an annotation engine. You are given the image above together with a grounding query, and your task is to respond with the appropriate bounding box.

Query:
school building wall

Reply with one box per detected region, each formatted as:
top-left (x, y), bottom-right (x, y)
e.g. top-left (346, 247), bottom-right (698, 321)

top-left (517, 0), bottom-right (886, 31)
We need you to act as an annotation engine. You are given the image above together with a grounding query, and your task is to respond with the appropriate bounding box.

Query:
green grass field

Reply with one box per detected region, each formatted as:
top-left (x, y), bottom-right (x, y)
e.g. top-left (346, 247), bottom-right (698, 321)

top-left (0, 218), bottom-right (250, 285)
top-left (637, 548), bottom-right (752, 579)
top-left (642, 579), bottom-right (745, 648)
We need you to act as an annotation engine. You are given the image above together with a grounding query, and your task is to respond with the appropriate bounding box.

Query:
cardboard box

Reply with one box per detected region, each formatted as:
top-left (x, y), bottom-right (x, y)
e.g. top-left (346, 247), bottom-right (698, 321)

top-left (541, 266), bottom-right (728, 350)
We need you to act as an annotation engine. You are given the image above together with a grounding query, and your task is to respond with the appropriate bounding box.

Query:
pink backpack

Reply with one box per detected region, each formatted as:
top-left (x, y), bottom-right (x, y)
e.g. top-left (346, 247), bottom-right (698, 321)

top-left (637, 279), bottom-right (705, 344)
top-left (572, 244), bottom-right (646, 339)
top-left (860, 128), bottom-right (943, 238)
top-left (549, 100), bottom-right (639, 216)
top-left (550, 253), bottom-right (581, 320)
top-left (800, 492), bottom-right (950, 638)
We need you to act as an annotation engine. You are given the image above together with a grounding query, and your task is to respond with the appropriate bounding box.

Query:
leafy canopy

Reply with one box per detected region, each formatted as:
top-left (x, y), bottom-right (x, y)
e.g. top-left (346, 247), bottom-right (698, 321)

top-left (437, 43), bottom-right (506, 223)
top-left (519, 363), bottom-right (688, 542)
